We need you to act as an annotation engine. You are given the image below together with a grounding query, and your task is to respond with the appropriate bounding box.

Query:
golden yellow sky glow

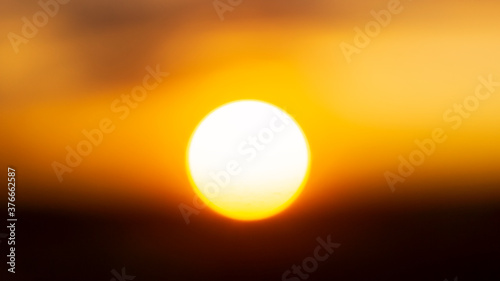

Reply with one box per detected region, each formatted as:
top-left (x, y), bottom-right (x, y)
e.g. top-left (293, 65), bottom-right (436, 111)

top-left (2, 0), bottom-right (500, 216)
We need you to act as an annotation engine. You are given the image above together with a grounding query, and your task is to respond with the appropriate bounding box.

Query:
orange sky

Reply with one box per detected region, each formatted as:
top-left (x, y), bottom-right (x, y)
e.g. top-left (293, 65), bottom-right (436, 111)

top-left (1, 0), bottom-right (500, 217)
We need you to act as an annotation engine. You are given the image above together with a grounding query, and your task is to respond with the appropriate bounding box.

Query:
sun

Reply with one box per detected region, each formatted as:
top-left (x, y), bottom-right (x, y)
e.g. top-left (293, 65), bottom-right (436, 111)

top-left (186, 100), bottom-right (310, 221)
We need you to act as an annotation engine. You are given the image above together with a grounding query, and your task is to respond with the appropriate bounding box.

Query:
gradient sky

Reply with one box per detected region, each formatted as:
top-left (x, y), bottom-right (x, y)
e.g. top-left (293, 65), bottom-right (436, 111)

top-left (2, 1), bottom-right (500, 281)
top-left (1, 0), bottom-right (500, 218)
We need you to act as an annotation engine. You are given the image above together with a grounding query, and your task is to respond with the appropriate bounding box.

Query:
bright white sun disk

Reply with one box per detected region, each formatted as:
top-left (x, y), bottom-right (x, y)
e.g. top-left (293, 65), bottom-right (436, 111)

top-left (187, 100), bottom-right (310, 221)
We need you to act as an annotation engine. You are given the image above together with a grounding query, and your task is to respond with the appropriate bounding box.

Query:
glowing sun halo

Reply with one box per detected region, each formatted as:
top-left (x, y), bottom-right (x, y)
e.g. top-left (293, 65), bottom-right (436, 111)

top-left (187, 100), bottom-right (310, 221)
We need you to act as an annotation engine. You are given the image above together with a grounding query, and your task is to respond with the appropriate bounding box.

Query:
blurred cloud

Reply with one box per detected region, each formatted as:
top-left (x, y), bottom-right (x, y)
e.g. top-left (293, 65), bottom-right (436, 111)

top-left (1, 0), bottom-right (500, 212)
